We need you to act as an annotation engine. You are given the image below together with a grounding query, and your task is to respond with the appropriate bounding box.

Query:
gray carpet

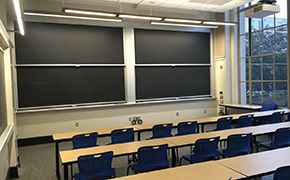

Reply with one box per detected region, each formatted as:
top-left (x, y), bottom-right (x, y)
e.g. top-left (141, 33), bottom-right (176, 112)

top-left (15, 129), bottom-right (274, 180)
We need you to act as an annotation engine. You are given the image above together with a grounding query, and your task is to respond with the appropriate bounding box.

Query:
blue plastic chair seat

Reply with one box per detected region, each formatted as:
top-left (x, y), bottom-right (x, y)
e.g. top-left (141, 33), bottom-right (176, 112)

top-left (214, 117), bottom-right (232, 131)
top-left (131, 161), bottom-right (169, 173)
top-left (222, 147), bottom-right (251, 157)
top-left (75, 168), bottom-right (115, 180)
top-left (274, 166), bottom-right (290, 180)
top-left (182, 153), bottom-right (219, 163)
top-left (149, 124), bottom-right (173, 139)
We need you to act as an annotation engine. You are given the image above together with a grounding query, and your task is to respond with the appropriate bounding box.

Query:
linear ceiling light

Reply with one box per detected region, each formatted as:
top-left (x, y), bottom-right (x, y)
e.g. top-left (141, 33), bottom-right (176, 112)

top-left (203, 21), bottom-right (236, 26)
top-left (119, 14), bottom-right (162, 21)
top-left (164, 18), bottom-right (202, 24)
top-left (24, 12), bottom-right (122, 22)
top-left (64, 9), bottom-right (117, 17)
top-left (13, 0), bottom-right (25, 35)
top-left (151, 22), bottom-right (218, 29)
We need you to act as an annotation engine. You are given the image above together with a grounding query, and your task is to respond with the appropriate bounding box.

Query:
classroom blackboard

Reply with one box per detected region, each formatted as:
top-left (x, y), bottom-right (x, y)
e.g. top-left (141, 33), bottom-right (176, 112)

top-left (136, 66), bottom-right (211, 100)
top-left (16, 22), bottom-right (124, 64)
top-left (17, 67), bottom-right (125, 108)
top-left (135, 29), bottom-right (210, 64)
top-left (15, 22), bottom-right (125, 108)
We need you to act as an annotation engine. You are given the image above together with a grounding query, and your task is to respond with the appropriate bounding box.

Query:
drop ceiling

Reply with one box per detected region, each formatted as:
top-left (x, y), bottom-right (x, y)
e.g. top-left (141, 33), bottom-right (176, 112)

top-left (60, 0), bottom-right (254, 12)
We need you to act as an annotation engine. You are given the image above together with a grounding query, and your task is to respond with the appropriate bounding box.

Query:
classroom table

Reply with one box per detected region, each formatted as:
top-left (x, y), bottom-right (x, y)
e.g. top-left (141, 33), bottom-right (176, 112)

top-left (114, 161), bottom-right (245, 180)
top-left (219, 103), bottom-right (262, 115)
top-left (218, 146), bottom-right (290, 178)
top-left (54, 108), bottom-right (289, 178)
top-left (59, 121), bottom-right (290, 180)
top-left (60, 138), bottom-right (177, 180)
top-left (53, 126), bottom-right (138, 178)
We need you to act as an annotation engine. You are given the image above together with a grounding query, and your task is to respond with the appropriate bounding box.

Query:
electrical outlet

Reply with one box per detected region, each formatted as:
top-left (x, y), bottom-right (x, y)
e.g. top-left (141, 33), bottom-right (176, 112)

top-left (75, 121), bottom-right (79, 127)
top-left (176, 111), bottom-right (179, 116)
top-left (204, 109), bottom-right (207, 114)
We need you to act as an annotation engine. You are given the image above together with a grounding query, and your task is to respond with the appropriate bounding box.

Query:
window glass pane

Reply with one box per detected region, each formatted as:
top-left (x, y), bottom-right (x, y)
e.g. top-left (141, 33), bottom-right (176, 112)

top-left (252, 82), bottom-right (262, 104)
top-left (276, 82), bottom-right (287, 91)
top-left (251, 31), bottom-right (263, 56)
top-left (252, 18), bottom-right (262, 32)
top-left (263, 64), bottom-right (274, 80)
top-left (251, 64), bottom-right (261, 80)
top-left (275, 91), bottom-right (288, 107)
top-left (263, 82), bottom-right (274, 92)
top-left (275, 53), bottom-right (287, 63)
top-left (262, 55), bottom-right (274, 63)
top-left (263, 15), bottom-right (275, 29)
top-left (275, 0), bottom-right (287, 26)
top-left (263, 90), bottom-right (274, 102)
top-left (275, 65), bottom-right (287, 80)
top-left (252, 56), bottom-right (262, 63)
top-left (275, 25), bottom-right (288, 53)
top-left (263, 28), bottom-right (275, 55)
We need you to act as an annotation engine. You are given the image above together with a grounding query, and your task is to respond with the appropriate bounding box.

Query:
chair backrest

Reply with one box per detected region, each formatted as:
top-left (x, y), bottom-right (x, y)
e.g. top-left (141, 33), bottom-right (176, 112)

top-left (177, 121), bottom-right (198, 136)
top-left (137, 144), bottom-right (169, 166)
top-left (261, 100), bottom-right (278, 111)
top-left (152, 123), bottom-right (173, 138)
top-left (226, 133), bottom-right (252, 154)
top-left (237, 115), bottom-right (253, 128)
top-left (270, 111), bottom-right (284, 124)
top-left (72, 132), bottom-right (98, 149)
top-left (216, 117), bottom-right (232, 131)
top-left (272, 128), bottom-right (290, 148)
top-left (110, 128), bottom-right (134, 144)
top-left (77, 151), bottom-right (114, 175)
top-left (274, 166), bottom-right (290, 180)
top-left (194, 137), bottom-right (220, 158)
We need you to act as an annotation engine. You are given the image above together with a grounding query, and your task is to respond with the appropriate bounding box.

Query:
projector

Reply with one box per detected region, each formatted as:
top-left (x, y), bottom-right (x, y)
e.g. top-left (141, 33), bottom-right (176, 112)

top-left (245, 3), bottom-right (280, 18)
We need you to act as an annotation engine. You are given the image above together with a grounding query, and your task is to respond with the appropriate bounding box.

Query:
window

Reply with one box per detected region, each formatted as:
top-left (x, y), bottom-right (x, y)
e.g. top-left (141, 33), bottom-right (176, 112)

top-left (240, 0), bottom-right (288, 107)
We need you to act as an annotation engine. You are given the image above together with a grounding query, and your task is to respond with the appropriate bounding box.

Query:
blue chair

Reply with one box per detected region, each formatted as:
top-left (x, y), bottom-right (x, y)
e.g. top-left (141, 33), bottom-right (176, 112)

top-left (237, 115), bottom-right (253, 128)
top-left (214, 117), bottom-right (232, 131)
top-left (261, 101), bottom-right (278, 111)
top-left (110, 128), bottom-right (134, 144)
top-left (176, 121), bottom-right (198, 136)
top-left (257, 128), bottom-right (290, 152)
top-left (221, 133), bottom-right (252, 158)
top-left (127, 144), bottom-right (169, 175)
top-left (270, 111), bottom-right (284, 124)
top-left (180, 137), bottom-right (220, 165)
top-left (149, 123), bottom-right (173, 139)
top-left (274, 166), bottom-right (290, 180)
top-left (74, 151), bottom-right (115, 180)
top-left (72, 132), bottom-right (98, 149)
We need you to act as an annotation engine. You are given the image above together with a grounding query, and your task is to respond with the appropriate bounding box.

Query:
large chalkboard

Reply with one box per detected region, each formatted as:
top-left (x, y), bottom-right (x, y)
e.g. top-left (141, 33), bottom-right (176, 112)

top-left (135, 29), bottom-right (210, 64)
top-left (15, 22), bottom-right (125, 108)
top-left (136, 66), bottom-right (210, 100)
top-left (16, 22), bottom-right (124, 64)
top-left (17, 67), bottom-right (125, 108)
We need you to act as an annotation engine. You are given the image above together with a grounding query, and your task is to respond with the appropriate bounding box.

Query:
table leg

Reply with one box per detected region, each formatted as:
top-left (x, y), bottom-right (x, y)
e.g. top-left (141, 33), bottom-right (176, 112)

top-left (137, 132), bottom-right (141, 141)
top-left (55, 142), bottom-right (60, 178)
top-left (64, 163), bottom-right (69, 180)
top-left (201, 124), bottom-right (205, 133)
top-left (171, 148), bottom-right (176, 167)
top-left (225, 106), bottom-right (228, 115)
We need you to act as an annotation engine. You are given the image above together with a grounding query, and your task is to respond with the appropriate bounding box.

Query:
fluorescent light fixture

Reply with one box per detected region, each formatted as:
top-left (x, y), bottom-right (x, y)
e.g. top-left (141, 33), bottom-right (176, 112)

top-left (13, 0), bottom-right (25, 35)
top-left (64, 9), bottom-right (117, 17)
top-left (24, 12), bottom-right (122, 22)
top-left (203, 21), bottom-right (236, 26)
top-left (119, 14), bottom-right (162, 21)
top-left (164, 18), bottom-right (202, 24)
top-left (151, 22), bottom-right (218, 29)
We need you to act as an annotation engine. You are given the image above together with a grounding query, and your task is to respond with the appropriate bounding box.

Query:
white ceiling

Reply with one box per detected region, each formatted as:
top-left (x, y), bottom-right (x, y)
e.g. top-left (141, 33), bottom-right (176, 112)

top-left (62, 0), bottom-right (254, 12)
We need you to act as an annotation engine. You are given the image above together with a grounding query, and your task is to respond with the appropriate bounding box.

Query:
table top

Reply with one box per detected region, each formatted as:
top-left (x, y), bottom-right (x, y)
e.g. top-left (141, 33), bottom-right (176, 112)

top-left (60, 138), bottom-right (175, 164)
top-left (52, 126), bottom-right (137, 141)
top-left (218, 147), bottom-right (290, 177)
top-left (53, 109), bottom-right (289, 141)
top-left (114, 161), bottom-right (245, 180)
top-left (219, 103), bottom-right (262, 110)
top-left (164, 121), bottom-right (290, 147)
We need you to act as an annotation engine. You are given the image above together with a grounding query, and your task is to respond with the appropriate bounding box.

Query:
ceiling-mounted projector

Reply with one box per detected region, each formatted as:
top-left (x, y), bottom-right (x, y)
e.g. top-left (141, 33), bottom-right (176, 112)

top-left (244, 0), bottom-right (280, 18)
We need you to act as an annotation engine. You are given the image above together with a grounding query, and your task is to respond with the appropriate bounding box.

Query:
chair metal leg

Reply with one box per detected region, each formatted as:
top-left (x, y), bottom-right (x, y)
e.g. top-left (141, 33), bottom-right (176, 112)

top-left (127, 165), bottom-right (132, 175)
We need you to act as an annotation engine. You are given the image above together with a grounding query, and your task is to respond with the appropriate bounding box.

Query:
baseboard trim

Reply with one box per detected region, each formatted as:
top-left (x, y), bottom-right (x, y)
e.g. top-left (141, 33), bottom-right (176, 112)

top-left (18, 136), bottom-right (53, 147)
top-left (7, 166), bottom-right (19, 179)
